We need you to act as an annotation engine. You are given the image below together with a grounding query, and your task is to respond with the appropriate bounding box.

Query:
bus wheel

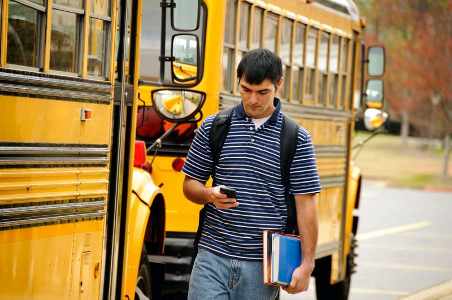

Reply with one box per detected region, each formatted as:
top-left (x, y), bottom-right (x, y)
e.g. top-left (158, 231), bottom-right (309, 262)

top-left (136, 251), bottom-right (153, 300)
top-left (314, 237), bottom-right (357, 300)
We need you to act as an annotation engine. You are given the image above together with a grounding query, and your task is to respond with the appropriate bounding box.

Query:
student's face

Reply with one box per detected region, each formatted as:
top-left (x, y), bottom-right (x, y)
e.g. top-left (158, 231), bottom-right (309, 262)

top-left (239, 77), bottom-right (282, 119)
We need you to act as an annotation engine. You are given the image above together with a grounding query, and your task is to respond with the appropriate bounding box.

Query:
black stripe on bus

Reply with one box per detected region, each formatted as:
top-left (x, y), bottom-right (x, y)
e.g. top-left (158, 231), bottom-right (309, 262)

top-left (0, 143), bottom-right (109, 168)
top-left (0, 68), bottom-right (111, 92)
top-left (0, 142), bottom-right (108, 148)
top-left (315, 145), bottom-right (347, 157)
top-left (0, 198), bottom-right (106, 231)
top-left (320, 176), bottom-right (346, 187)
top-left (0, 68), bottom-right (112, 104)
top-left (0, 85), bottom-right (111, 104)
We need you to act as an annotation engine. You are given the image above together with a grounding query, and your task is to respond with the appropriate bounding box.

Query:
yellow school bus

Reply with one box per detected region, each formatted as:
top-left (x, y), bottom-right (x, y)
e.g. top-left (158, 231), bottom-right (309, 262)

top-left (0, 0), bottom-right (385, 300)
top-left (0, 0), bottom-right (206, 299)
top-left (135, 0), bottom-right (385, 299)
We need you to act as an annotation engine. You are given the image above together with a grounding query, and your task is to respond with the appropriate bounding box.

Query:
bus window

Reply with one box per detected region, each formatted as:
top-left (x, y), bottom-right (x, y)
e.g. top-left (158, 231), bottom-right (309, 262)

top-left (88, 19), bottom-right (107, 77)
top-left (236, 51), bottom-right (243, 76)
top-left (140, 0), bottom-right (161, 82)
top-left (222, 0), bottom-right (236, 91)
top-left (305, 27), bottom-right (318, 101)
top-left (339, 37), bottom-right (350, 109)
top-left (281, 65), bottom-right (291, 100)
top-left (172, 0), bottom-right (200, 31)
top-left (341, 38), bottom-right (349, 73)
top-left (140, 0), bottom-right (205, 85)
top-left (224, 0), bottom-right (236, 46)
top-left (281, 18), bottom-right (292, 100)
top-left (88, 0), bottom-right (111, 78)
top-left (239, 1), bottom-right (250, 50)
top-left (7, 0), bottom-right (111, 77)
top-left (329, 35), bottom-right (339, 107)
top-left (7, 1), bottom-right (44, 68)
top-left (92, 0), bottom-right (109, 16)
top-left (264, 12), bottom-right (277, 53)
top-left (54, 0), bottom-right (82, 8)
top-left (222, 48), bottom-right (234, 92)
top-left (251, 7), bottom-right (263, 49)
top-left (318, 32), bottom-right (329, 105)
top-left (292, 23), bottom-right (305, 103)
top-left (172, 34), bottom-right (198, 83)
top-left (340, 74), bottom-right (347, 109)
top-left (173, 35), bottom-right (197, 66)
top-left (50, 8), bottom-right (80, 73)
top-left (280, 18), bottom-right (292, 64)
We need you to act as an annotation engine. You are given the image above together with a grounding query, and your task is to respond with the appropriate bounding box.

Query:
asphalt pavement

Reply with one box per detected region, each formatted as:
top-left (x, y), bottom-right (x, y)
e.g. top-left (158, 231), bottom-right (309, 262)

top-left (281, 180), bottom-right (452, 300)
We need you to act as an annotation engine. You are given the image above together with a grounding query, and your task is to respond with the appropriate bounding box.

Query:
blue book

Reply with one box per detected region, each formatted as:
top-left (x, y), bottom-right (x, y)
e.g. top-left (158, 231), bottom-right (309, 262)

top-left (263, 231), bottom-right (302, 286)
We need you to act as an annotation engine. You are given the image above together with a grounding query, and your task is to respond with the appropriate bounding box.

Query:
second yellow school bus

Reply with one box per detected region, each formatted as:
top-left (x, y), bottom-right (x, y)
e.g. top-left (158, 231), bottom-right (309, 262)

top-left (135, 0), bottom-right (385, 299)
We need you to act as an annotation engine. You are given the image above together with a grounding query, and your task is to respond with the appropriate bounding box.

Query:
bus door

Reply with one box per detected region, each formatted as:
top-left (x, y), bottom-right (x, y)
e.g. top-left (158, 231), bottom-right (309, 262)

top-left (0, 0), bottom-right (118, 299)
top-left (105, 0), bottom-right (206, 299)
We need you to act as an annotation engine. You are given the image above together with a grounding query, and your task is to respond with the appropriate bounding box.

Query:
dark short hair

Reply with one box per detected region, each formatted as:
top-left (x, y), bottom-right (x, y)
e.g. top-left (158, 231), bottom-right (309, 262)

top-left (236, 48), bottom-right (282, 86)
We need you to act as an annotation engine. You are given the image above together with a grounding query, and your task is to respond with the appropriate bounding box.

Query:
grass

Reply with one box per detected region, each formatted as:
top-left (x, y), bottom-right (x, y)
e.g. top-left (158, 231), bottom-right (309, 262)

top-left (353, 131), bottom-right (452, 190)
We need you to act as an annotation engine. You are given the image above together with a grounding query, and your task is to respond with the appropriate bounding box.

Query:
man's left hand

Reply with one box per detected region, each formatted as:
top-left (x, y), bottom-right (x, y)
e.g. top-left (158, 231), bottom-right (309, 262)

top-left (282, 263), bottom-right (314, 294)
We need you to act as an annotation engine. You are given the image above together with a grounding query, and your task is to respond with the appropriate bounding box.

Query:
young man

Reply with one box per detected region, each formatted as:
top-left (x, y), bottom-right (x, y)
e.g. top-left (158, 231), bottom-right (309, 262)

top-left (182, 48), bottom-right (321, 300)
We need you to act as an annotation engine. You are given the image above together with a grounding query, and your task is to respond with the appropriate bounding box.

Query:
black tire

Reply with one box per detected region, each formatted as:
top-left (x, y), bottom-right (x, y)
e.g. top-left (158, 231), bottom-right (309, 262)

top-left (135, 247), bottom-right (165, 300)
top-left (135, 256), bottom-right (153, 300)
top-left (314, 238), bottom-right (357, 300)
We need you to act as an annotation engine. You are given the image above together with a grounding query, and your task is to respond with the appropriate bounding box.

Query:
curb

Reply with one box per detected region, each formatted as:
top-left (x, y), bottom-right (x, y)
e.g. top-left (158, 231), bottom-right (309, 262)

top-left (423, 187), bottom-right (452, 193)
top-left (400, 280), bottom-right (452, 300)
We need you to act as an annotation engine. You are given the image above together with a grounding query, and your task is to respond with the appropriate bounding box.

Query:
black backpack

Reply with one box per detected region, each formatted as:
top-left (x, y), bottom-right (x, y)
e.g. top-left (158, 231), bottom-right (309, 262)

top-left (192, 106), bottom-right (300, 262)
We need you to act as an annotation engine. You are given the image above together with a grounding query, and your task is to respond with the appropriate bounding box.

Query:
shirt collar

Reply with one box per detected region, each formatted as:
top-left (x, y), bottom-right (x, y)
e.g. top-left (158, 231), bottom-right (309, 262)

top-left (234, 97), bottom-right (281, 124)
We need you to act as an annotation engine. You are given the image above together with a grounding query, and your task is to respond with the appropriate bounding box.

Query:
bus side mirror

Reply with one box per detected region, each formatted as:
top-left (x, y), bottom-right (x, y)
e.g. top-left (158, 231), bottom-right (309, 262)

top-left (151, 89), bottom-right (205, 122)
top-left (171, 0), bottom-right (200, 31)
top-left (364, 108), bottom-right (388, 131)
top-left (171, 34), bottom-right (199, 84)
top-left (365, 79), bottom-right (384, 109)
top-left (367, 46), bottom-right (385, 76)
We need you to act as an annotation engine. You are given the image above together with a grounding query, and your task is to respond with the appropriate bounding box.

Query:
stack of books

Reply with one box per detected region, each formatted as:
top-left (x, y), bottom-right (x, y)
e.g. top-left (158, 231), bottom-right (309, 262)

top-left (263, 230), bottom-right (302, 286)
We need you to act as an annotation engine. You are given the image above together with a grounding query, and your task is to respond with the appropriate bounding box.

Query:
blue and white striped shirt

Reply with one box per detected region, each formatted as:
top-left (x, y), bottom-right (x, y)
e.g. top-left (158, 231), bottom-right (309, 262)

top-left (182, 99), bottom-right (321, 260)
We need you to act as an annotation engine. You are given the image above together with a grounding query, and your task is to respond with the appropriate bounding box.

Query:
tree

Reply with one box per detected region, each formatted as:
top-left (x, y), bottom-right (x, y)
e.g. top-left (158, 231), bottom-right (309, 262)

top-left (356, 0), bottom-right (451, 142)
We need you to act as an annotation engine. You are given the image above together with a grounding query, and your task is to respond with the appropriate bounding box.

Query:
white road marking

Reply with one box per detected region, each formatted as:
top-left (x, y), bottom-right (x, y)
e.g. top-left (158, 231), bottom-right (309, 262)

top-left (359, 262), bottom-right (452, 273)
top-left (398, 232), bottom-right (452, 240)
top-left (400, 279), bottom-right (452, 300)
top-left (359, 243), bottom-right (451, 253)
top-left (351, 288), bottom-right (409, 296)
top-left (356, 221), bottom-right (431, 241)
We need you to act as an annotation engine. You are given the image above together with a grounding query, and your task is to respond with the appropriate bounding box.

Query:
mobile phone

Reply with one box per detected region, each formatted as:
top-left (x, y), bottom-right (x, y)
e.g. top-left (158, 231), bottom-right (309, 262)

top-left (219, 186), bottom-right (237, 198)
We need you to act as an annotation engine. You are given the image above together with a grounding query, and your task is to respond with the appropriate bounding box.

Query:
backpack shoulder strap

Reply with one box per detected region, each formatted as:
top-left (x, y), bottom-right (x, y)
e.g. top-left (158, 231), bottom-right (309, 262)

top-left (280, 115), bottom-right (300, 234)
top-left (280, 115), bottom-right (299, 185)
top-left (209, 106), bottom-right (234, 170)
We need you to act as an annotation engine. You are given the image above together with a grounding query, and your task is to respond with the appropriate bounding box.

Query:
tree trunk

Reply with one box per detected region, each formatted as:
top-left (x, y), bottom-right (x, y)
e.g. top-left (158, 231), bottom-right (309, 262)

top-left (443, 134), bottom-right (450, 178)
top-left (401, 111), bottom-right (409, 145)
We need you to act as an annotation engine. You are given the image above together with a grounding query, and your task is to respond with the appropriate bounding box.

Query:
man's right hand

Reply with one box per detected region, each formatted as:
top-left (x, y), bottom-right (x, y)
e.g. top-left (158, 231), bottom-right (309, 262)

top-left (206, 186), bottom-right (239, 209)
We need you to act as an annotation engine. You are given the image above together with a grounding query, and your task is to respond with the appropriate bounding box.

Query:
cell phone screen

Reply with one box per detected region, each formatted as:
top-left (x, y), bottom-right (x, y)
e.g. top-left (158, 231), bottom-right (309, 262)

top-left (220, 186), bottom-right (237, 198)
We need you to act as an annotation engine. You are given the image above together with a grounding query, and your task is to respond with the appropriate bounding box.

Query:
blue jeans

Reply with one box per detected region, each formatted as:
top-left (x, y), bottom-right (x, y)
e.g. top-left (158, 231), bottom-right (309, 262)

top-left (188, 248), bottom-right (279, 300)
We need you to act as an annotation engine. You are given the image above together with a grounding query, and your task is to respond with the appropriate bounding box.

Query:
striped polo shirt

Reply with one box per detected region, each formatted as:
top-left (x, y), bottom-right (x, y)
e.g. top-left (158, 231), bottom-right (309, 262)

top-left (182, 98), bottom-right (321, 260)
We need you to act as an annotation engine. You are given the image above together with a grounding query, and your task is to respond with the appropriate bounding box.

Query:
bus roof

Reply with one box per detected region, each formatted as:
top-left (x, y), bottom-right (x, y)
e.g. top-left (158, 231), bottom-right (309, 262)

top-left (314, 0), bottom-right (360, 21)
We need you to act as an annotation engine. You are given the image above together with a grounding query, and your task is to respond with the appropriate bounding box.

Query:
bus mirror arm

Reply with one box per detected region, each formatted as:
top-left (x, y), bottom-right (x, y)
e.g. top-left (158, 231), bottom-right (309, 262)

top-left (352, 127), bottom-right (386, 160)
top-left (146, 110), bottom-right (203, 164)
top-left (146, 122), bottom-right (179, 167)
top-left (147, 122), bottom-right (179, 153)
